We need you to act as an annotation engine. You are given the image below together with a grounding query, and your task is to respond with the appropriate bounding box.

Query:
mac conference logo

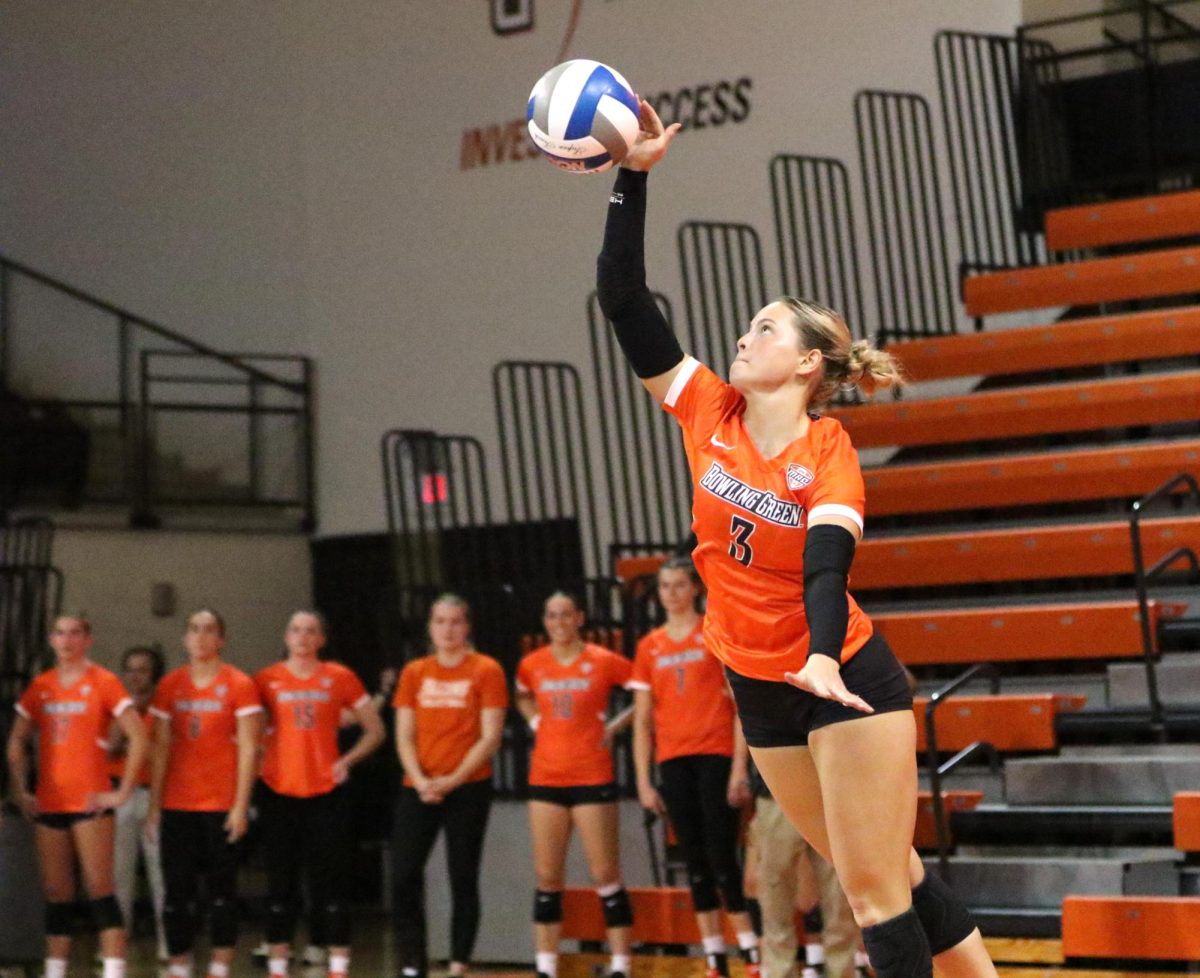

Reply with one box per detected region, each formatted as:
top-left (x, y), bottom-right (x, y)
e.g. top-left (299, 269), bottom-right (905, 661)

top-left (491, 0), bottom-right (534, 35)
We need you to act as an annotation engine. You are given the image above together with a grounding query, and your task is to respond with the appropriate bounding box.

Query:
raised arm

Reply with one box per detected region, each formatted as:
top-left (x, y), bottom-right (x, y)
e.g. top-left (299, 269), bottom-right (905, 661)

top-left (596, 100), bottom-right (685, 403)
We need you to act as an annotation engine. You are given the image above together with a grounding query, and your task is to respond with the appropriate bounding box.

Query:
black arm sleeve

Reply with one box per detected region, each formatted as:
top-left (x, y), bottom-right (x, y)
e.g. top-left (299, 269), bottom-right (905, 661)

top-left (803, 524), bottom-right (857, 661)
top-left (595, 168), bottom-right (685, 378)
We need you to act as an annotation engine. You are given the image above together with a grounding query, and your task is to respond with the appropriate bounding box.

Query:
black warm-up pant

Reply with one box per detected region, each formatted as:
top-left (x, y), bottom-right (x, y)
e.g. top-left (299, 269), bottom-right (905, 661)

top-left (391, 778), bottom-right (493, 971)
top-left (657, 753), bottom-right (747, 914)
top-left (161, 809), bottom-right (240, 956)
top-left (260, 783), bottom-right (354, 948)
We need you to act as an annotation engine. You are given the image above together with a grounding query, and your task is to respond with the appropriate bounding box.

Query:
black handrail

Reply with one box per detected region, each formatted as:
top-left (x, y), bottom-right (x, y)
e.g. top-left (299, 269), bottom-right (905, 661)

top-left (924, 663), bottom-right (1000, 878)
top-left (0, 256), bottom-right (301, 392)
top-left (1130, 470), bottom-right (1200, 729)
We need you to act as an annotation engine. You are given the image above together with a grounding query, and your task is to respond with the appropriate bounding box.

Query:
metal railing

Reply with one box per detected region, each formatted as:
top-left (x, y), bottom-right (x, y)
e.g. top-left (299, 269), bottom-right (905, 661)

top-left (924, 663), bottom-right (1001, 877)
top-left (0, 255), bottom-right (314, 529)
top-left (1129, 470), bottom-right (1200, 729)
top-left (769, 154), bottom-right (868, 337)
top-left (677, 221), bottom-right (768, 375)
top-left (854, 90), bottom-right (958, 339)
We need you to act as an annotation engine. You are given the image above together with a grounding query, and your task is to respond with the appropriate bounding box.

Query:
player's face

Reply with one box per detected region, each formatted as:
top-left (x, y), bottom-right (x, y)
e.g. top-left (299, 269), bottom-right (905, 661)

top-left (657, 568), bottom-right (698, 615)
top-left (429, 602), bottom-right (470, 653)
top-left (122, 652), bottom-right (157, 696)
top-left (49, 617), bottom-right (92, 662)
top-left (285, 612), bottom-right (327, 658)
top-left (730, 301), bottom-right (821, 394)
top-left (184, 612), bottom-right (226, 662)
top-left (543, 596), bottom-right (584, 645)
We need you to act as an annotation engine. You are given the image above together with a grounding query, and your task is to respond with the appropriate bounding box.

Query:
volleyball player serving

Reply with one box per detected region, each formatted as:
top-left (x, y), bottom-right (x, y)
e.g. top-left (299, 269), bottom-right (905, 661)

top-left (594, 100), bottom-right (999, 978)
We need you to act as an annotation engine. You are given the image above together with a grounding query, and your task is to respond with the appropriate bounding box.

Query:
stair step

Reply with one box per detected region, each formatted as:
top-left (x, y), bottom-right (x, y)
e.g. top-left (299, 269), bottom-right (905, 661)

top-left (1006, 755), bottom-right (1200, 804)
top-left (925, 852), bottom-right (1178, 909)
top-left (972, 906), bottom-right (1061, 938)
top-left (951, 804), bottom-right (1173, 847)
top-left (1108, 652), bottom-right (1200, 708)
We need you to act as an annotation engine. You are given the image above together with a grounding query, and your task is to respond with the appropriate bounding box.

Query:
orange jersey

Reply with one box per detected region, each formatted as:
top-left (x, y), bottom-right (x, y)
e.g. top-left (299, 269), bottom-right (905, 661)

top-left (663, 358), bottom-right (874, 681)
top-left (16, 663), bottom-right (132, 813)
top-left (256, 660), bottom-right (368, 798)
top-left (106, 708), bottom-right (155, 787)
top-left (393, 651), bottom-right (509, 786)
top-left (516, 644), bottom-right (632, 787)
top-left (151, 663), bottom-right (262, 811)
top-left (630, 621), bottom-right (735, 763)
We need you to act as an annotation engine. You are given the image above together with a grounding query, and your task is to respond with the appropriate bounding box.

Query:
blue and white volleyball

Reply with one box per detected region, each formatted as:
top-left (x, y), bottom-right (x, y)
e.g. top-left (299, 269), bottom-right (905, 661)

top-left (527, 60), bottom-right (640, 174)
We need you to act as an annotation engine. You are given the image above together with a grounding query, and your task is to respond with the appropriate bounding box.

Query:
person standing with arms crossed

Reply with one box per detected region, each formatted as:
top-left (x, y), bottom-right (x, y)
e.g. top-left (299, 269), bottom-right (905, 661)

top-left (256, 611), bottom-right (385, 978)
top-left (593, 101), bottom-right (998, 978)
top-left (7, 614), bottom-right (148, 978)
top-left (630, 557), bottom-right (760, 978)
top-left (391, 594), bottom-right (508, 978)
top-left (146, 609), bottom-right (261, 978)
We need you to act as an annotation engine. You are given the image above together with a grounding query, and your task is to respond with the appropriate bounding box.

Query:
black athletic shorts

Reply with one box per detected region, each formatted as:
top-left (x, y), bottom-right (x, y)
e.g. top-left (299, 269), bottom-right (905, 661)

top-left (527, 783), bottom-right (619, 807)
top-left (726, 632), bottom-right (913, 748)
top-left (36, 810), bottom-right (109, 830)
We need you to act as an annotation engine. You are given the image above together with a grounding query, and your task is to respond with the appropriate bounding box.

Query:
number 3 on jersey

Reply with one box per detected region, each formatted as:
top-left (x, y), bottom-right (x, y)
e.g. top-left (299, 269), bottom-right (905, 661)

top-left (729, 516), bottom-right (756, 566)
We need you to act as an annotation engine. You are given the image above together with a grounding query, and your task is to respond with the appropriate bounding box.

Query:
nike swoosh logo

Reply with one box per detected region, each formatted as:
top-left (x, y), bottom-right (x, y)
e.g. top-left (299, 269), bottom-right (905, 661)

top-left (710, 436), bottom-right (734, 450)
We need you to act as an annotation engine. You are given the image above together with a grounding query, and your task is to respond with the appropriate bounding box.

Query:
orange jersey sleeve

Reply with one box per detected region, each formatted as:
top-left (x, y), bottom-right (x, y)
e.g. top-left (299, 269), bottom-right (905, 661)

top-left (153, 664), bottom-right (262, 811)
top-left (257, 661), bottom-right (367, 798)
top-left (631, 623), bottom-right (735, 763)
top-left (520, 644), bottom-right (629, 787)
top-left (17, 664), bottom-right (133, 813)
top-left (392, 652), bottom-right (509, 785)
top-left (662, 359), bottom-right (875, 681)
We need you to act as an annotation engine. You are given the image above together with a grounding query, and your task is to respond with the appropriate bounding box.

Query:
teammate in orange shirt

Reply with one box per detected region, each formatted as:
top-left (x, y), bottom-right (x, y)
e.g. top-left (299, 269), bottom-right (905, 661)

top-left (256, 610), bottom-right (385, 978)
top-left (391, 594), bottom-right (509, 978)
top-left (146, 609), bottom-right (262, 978)
top-left (631, 557), bottom-right (759, 978)
top-left (515, 592), bottom-right (635, 978)
top-left (109, 645), bottom-right (167, 960)
top-left (6, 614), bottom-right (148, 978)
top-left (594, 103), bottom-right (998, 978)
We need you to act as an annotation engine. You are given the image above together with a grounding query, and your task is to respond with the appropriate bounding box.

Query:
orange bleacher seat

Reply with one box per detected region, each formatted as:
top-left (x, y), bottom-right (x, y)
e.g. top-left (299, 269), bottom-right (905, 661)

top-left (852, 515), bottom-right (1200, 590)
top-left (832, 369), bottom-right (1200, 449)
top-left (963, 245), bottom-right (1200, 317)
top-left (865, 440), bottom-right (1200, 516)
top-left (887, 306), bottom-right (1200, 383)
top-left (1045, 189), bottom-right (1200, 251)
top-left (913, 693), bottom-right (1085, 753)
top-left (1063, 895), bottom-right (1200, 961)
top-left (873, 599), bottom-right (1185, 667)
top-left (913, 790), bottom-right (983, 849)
top-left (562, 886), bottom-right (735, 944)
top-left (1173, 792), bottom-right (1200, 851)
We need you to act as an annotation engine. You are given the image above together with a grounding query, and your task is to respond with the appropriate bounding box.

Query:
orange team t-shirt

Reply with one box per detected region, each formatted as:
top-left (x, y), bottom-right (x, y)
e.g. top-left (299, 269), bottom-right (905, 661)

top-left (151, 663), bottom-right (262, 811)
top-left (630, 620), bottom-right (735, 763)
top-left (392, 651), bottom-right (509, 787)
top-left (662, 357), bottom-right (875, 681)
top-left (16, 663), bottom-right (133, 813)
top-left (106, 708), bottom-right (155, 787)
top-left (516, 643), bottom-right (632, 787)
top-left (256, 660), bottom-right (368, 798)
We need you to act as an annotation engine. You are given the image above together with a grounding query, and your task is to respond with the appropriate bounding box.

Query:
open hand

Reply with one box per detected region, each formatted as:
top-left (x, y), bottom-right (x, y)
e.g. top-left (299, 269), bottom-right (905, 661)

top-left (784, 656), bottom-right (873, 714)
top-left (620, 98), bottom-right (682, 172)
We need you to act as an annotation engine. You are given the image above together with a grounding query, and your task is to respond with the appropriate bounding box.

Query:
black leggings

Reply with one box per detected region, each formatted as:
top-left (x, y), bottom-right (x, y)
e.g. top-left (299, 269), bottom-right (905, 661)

top-left (392, 778), bottom-right (493, 971)
top-left (260, 783), bottom-right (354, 948)
top-left (161, 810), bottom-right (239, 956)
top-left (657, 753), bottom-right (746, 914)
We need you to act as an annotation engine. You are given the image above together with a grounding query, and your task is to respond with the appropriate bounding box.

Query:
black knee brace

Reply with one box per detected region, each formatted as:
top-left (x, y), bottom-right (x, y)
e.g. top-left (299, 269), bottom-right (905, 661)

top-left (45, 901), bottom-right (74, 937)
top-left (210, 896), bottom-right (239, 949)
top-left (687, 869), bottom-right (720, 913)
top-left (911, 871), bottom-right (977, 955)
top-left (746, 897), bottom-right (762, 937)
top-left (803, 905), bottom-right (824, 934)
top-left (90, 895), bottom-right (124, 931)
top-left (265, 897), bottom-right (299, 944)
top-left (163, 898), bottom-right (196, 957)
top-left (599, 886), bottom-right (633, 929)
top-left (533, 889), bottom-right (562, 924)
top-left (321, 901), bottom-right (350, 948)
top-left (714, 870), bottom-right (747, 914)
top-left (861, 908), bottom-right (932, 978)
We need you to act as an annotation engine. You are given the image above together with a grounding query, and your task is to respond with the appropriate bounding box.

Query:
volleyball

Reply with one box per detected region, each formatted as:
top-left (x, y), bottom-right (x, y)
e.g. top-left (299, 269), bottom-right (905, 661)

top-left (526, 60), bottom-right (640, 174)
